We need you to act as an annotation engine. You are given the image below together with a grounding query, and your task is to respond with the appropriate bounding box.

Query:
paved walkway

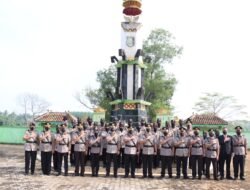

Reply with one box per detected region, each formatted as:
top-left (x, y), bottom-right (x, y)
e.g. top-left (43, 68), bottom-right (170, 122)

top-left (0, 144), bottom-right (248, 190)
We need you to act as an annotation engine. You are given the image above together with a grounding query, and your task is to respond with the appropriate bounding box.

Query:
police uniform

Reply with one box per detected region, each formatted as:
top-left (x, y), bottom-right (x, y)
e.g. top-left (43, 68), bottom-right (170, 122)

top-left (56, 126), bottom-right (71, 176)
top-left (23, 123), bottom-right (38, 175)
top-left (70, 126), bottom-right (77, 166)
top-left (73, 126), bottom-right (88, 176)
top-left (89, 131), bottom-right (102, 177)
top-left (174, 128), bottom-right (190, 179)
top-left (39, 123), bottom-right (53, 175)
top-left (160, 132), bottom-right (174, 178)
top-left (124, 129), bottom-right (138, 178)
top-left (140, 128), bottom-right (156, 178)
top-left (232, 126), bottom-right (247, 180)
top-left (189, 127), bottom-right (203, 179)
top-left (106, 129), bottom-right (120, 177)
top-left (117, 127), bottom-right (126, 168)
top-left (101, 127), bottom-right (109, 168)
top-left (204, 131), bottom-right (219, 180)
top-left (52, 127), bottom-right (59, 172)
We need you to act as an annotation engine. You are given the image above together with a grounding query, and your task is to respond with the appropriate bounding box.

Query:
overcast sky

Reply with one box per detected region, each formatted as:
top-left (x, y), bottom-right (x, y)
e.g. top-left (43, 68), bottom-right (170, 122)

top-left (0, 0), bottom-right (250, 120)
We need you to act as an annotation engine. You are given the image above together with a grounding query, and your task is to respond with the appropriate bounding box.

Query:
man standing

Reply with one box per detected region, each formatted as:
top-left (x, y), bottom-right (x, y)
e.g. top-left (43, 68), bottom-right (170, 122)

top-left (123, 127), bottom-right (138, 178)
top-left (204, 129), bottom-right (220, 180)
top-left (23, 122), bottom-right (38, 175)
top-left (106, 125), bottom-right (120, 178)
top-left (232, 126), bottom-right (247, 180)
top-left (73, 124), bottom-right (88, 176)
top-left (189, 127), bottom-right (203, 180)
top-left (159, 129), bottom-right (174, 178)
top-left (56, 124), bottom-right (71, 176)
top-left (140, 125), bottom-right (156, 178)
top-left (39, 122), bottom-right (53, 175)
top-left (218, 127), bottom-right (233, 180)
top-left (174, 127), bottom-right (190, 179)
top-left (89, 126), bottom-right (102, 177)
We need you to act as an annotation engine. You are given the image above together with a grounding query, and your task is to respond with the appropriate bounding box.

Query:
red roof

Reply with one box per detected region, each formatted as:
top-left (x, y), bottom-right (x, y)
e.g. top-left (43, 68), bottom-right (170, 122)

top-left (186, 114), bottom-right (228, 125)
top-left (35, 112), bottom-right (77, 122)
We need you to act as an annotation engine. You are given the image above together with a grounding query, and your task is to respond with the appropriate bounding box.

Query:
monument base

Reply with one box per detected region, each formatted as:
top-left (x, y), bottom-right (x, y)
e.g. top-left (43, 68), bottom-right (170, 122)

top-left (110, 99), bottom-right (151, 126)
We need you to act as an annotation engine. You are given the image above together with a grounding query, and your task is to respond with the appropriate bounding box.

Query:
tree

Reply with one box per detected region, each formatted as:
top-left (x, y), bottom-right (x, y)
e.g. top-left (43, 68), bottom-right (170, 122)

top-left (76, 28), bottom-right (182, 120)
top-left (193, 92), bottom-right (248, 120)
top-left (17, 93), bottom-right (51, 122)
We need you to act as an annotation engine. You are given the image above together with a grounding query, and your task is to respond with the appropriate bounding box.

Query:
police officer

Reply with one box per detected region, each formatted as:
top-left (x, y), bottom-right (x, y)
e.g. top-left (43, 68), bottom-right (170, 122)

top-left (106, 124), bottom-right (120, 178)
top-left (23, 122), bottom-right (38, 175)
top-left (189, 127), bottom-right (203, 180)
top-left (124, 127), bottom-right (138, 178)
top-left (218, 127), bottom-right (233, 180)
top-left (52, 125), bottom-right (60, 172)
top-left (73, 124), bottom-right (88, 176)
top-left (118, 122), bottom-right (126, 168)
top-left (160, 129), bottom-right (174, 178)
top-left (204, 129), bottom-right (219, 180)
top-left (232, 126), bottom-right (247, 180)
top-left (56, 123), bottom-right (71, 176)
top-left (174, 126), bottom-right (190, 179)
top-left (101, 123), bottom-right (109, 168)
top-left (140, 125), bottom-right (156, 178)
top-left (89, 126), bottom-right (102, 177)
top-left (70, 120), bottom-right (78, 166)
top-left (39, 122), bottom-right (53, 175)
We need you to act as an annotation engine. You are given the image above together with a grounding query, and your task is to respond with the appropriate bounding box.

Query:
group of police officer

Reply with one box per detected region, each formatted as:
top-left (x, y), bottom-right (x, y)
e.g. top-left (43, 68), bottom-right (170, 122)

top-left (23, 118), bottom-right (247, 180)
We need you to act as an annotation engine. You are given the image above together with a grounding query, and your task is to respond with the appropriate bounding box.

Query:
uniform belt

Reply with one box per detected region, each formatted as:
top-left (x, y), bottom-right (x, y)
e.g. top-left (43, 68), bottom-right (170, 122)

top-left (234, 145), bottom-right (244, 147)
top-left (92, 145), bottom-right (101, 147)
top-left (144, 145), bottom-right (154, 148)
top-left (192, 145), bottom-right (202, 148)
top-left (42, 142), bottom-right (52, 144)
top-left (108, 143), bottom-right (118, 145)
top-left (26, 141), bottom-right (37, 143)
top-left (176, 147), bottom-right (188, 149)
top-left (59, 143), bottom-right (66, 145)
top-left (162, 146), bottom-right (171, 149)
top-left (75, 142), bottom-right (85, 144)
top-left (207, 148), bottom-right (217, 151)
top-left (126, 145), bottom-right (136, 148)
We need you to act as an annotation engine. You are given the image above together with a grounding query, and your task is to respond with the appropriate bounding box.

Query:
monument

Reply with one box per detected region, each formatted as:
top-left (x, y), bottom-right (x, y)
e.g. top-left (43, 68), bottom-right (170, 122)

top-left (110, 0), bottom-right (151, 126)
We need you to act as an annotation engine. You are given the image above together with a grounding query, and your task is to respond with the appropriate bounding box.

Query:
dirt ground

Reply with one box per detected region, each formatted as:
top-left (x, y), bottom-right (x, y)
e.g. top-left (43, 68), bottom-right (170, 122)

top-left (0, 144), bottom-right (249, 190)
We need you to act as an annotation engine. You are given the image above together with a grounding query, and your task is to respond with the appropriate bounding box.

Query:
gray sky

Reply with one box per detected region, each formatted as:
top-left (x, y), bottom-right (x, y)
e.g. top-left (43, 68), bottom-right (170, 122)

top-left (0, 0), bottom-right (249, 120)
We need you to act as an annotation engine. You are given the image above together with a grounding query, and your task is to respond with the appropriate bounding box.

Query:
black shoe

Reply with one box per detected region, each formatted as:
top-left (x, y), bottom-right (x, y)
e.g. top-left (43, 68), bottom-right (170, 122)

top-left (220, 176), bottom-right (224, 180)
top-left (240, 177), bottom-right (245, 181)
top-left (64, 173), bottom-right (68, 176)
top-left (75, 173), bottom-right (79, 176)
top-left (114, 175), bottom-right (118, 178)
top-left (124, 175), bottom-right (128, 178)
top-left (226, 176), bottom-right (234, 180)
top-left (234, 177), bottom-right (238, 180)
top-left (131, 175), bottom-right (136, 178)
top-left (56, 173), bottom-right (61, 176)
top-left (184, 176), bottom-right (189, 179)
top-left (105, 174), bottom-right (110, 178)
top-left (192, 176), bottom-right (196, 180)
top-left (31, 172), bottom-right (34, 175)
top-left (148, 175), bottom-right (154, 179)
top-left (141, 176), bottom-right (146, 179)
top-left (175, 176), bottom-right (180, 179)
top-left (214, 178), bottom-right (219, 181)
top-left (80, 173), bottom-right (84, 177)
top-left (198, 176), bottom-right (202, 180)
top-left (169, 175), bottom-right (172, 178)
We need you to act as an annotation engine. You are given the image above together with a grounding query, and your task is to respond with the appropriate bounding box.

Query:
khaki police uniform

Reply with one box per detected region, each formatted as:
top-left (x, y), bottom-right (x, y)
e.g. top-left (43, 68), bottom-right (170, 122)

top-left (89, 132), bottom-right (102, 176)
top-left (204, 136), bottom-right (220, 180)
top-left (232, 134), bottom-right (247, 179)
top-left (160, 135), bottom-right (174, 178)
top-left (124, 131), bottom-right (138, 178)
top-left (23, 129), bottom-right (38, 175)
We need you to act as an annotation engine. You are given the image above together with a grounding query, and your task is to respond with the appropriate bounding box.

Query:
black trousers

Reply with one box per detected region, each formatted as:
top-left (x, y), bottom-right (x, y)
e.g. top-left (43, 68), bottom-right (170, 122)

top-left (74, 151), bottom-right (86, 175)
top-left (176, 156), bottom-right (188, 177)
top-left (219, 153), bottom-right (232, 178)
top-left (124, 154), bottom-right (136, 176)
top-left (206, 157), bottom-right (218, 179)
top-left (106, 153), bottom-right (118, 176)
top-left (118, 148), bottom-right (125, 168)
top-left (153, 149), bottom-right (160, 168)
top-left (41, 151), bottom-right (52, 175)
top-left (57, 152), bottom-right (68, 174)
top-left (70, 144), bottom-right (75, 166)
top-left (25, 151), bottom-right (37, 174)
top-left (53, 151), bottom-right (58, 171)
top-left (91, 153), bottom-right (100, 176)
top-left (102, 148), bottom-right (107, 167)
top-left (191, 155), bottom-right (203, 177)
top-left (142, 154), bottom-right (153, 177)
top-left (136, 149), bottom-right (143, 168)
top-left (161, 156), bottom-right (173, 177)
top-left (233, 155), bottom-right (245, 178)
